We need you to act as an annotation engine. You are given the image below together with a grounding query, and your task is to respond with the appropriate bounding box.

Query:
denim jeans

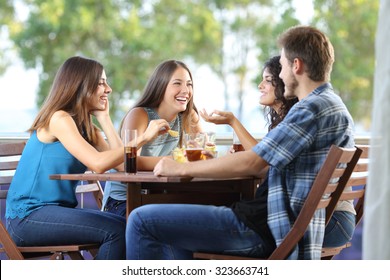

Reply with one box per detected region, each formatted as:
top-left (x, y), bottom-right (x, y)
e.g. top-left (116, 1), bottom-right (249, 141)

top-left (7, 205), bottom-right (126, 260)
top-left (323, 211), bottom-right (356, 247)
top-left (126, 204), bottom-right (274, 260)
top-left (103, 196), bottom-right (126, 217)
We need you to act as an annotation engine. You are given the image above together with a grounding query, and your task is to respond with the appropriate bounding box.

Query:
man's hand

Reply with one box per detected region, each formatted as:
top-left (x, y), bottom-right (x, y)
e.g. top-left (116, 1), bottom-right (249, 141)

top-left (153, 157), bottom-right (185, 176)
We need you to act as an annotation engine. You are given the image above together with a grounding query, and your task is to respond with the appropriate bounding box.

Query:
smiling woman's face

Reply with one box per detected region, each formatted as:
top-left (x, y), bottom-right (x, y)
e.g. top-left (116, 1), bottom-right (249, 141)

top-left (90, 70), bottom-right (112, 111)
top-left (257, 68), bottom-right (281, 111)
top-left (161, 66), bottom-right (193, 114)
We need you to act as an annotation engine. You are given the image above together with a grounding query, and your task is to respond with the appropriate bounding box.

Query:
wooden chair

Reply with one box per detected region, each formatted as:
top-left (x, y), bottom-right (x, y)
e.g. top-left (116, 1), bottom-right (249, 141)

top-left (0, 141), bottom-right (100, 260)
top-left (75, 176), bottom-right (104, 210)
top-left (193, 145), bottom-right (360, 260)
top-left (321, 144), bottom-right (369, 259)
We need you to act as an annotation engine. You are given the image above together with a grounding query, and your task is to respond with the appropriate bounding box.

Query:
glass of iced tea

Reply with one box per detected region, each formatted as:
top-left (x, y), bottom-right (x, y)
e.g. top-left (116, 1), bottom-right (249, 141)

top-left (232, 131), bottom-right (245, 152)
top-left (204, 131), bottom-right (218, 159)
top-left (184, 132), bottom-right (206, 161)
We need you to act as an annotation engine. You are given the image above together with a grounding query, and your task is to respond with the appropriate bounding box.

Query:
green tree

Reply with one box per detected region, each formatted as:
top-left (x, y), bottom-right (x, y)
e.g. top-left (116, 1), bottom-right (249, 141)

top-left (0, 0), bottom-right (15, 74)
top-left (203, 0), bottom-right (277, 122)
top-left (312, 0), bottom-right (378, 127)
top-left (3, 0), bottom-right (377, 132)
top-left (255, 0), bottom-right (300, 63)
top-left (7, 0), bottom-right (221, 123)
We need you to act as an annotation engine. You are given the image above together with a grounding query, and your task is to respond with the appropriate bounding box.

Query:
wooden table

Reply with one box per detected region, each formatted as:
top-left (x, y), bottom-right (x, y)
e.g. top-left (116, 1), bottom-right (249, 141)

top-left (50, 171), bottom-right (261, 217)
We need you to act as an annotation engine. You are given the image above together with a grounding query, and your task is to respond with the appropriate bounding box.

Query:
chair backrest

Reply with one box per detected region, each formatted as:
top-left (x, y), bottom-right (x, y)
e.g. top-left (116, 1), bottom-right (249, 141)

top-left (0, 142), bottom-right (27, 259)
top-left (76, 179), bottom-right (104, 209)
top-left (193, 145), bottom-right (360, 260)
top-left (321, 145), bottom-right (369, 260)
top-left (324, 145), bottom-right (367, 226)
top-left (0, 141), bottom-right (26, 187)
top-left (320, 145), bottom-right (368, 259)
top-left (0, 141), bottom-right (103, 210)
top-left (0, 141), bottom-right (101, 260)
top-left (347, 144), bottom-right (368, 226)
top-left (268, 145), bottom-right (360, 259)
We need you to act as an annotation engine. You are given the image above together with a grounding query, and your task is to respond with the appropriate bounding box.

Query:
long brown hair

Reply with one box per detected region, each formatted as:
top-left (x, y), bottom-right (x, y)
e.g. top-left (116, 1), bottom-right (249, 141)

top-left (28, 56), bottom-right (103, 145)
top-left (119, 60), bottom-right (199, 142)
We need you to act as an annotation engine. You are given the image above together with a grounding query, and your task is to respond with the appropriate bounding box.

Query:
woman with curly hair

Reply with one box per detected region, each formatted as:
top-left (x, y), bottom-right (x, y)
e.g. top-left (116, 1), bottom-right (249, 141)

top-left (200, 55), bottom-right (298, 150)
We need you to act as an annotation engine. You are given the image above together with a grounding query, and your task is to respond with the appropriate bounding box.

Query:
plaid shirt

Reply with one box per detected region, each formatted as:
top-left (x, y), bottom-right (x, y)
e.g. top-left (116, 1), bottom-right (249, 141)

top-left (252, 83), bottom-right (355, 259)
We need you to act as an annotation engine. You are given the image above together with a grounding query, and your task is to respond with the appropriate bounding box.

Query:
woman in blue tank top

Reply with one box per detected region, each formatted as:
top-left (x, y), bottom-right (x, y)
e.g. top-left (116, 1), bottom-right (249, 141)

top-left (102, 60), bottom-right (202, 216)
top-left (6, 56), bottom-right (127, 259)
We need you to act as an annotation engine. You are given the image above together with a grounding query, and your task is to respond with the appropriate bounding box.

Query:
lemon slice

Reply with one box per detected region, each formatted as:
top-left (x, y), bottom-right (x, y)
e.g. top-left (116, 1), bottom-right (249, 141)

top-left (168, 130), bottom-right (179, 137)
top-left (172, 147), bottom-right (187, 163)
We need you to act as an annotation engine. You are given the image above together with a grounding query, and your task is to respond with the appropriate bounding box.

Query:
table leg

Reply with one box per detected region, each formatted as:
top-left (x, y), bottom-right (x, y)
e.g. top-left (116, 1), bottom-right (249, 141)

top-left (234, 178), bottom-right (260, 200)
top-left (126, 182), bottom-right (142, 218)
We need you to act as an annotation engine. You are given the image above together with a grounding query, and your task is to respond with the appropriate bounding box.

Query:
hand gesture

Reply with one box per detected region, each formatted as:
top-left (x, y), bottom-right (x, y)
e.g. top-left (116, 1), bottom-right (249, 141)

top-left (200, 108), bottom-right (236, 126)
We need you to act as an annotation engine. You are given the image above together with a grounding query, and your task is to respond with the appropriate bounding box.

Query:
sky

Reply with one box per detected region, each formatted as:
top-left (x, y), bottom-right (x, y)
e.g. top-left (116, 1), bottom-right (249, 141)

top-left (0, 0), bottom-right (314, 135)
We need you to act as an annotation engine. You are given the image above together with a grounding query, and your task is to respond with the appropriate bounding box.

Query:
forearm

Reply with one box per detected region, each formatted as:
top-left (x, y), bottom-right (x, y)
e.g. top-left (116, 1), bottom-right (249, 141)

top-left (138, 156), bottom-right (165, 171)
top-left (136, 133), bottom-right (153, 150)
top-left (230, 120), bottom-right (258, 150)
top-left (98, 115), bottom-right (122, 149)
top-left (179, 150), bottom-right (266, 178)
top-left (87, 146), bottom-right (124, 173)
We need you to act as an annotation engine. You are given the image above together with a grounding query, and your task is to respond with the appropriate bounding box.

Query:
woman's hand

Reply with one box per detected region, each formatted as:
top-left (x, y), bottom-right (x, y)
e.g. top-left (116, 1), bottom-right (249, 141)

top-left (200, 108), bottom-right (236, 126)
top-left (143, 119), bottom-right (170, 142)
top-left (91, 97), bottom-right (110, 124)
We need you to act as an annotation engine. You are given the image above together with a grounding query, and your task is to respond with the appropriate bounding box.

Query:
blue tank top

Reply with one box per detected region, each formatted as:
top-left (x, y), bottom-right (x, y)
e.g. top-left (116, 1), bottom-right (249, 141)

top-left (102, 108), bottom-right (182, 206)
top-left (6, 131), bottom-right (87, 219)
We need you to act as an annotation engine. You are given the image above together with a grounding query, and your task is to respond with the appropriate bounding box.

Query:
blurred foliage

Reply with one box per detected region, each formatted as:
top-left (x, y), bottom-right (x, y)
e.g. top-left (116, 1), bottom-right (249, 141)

top-left (0, 0), bottom-right (15, 74)
top-left (312, 0), bottom-right (379, 127)
top-left (0, 0), bottom-right (379, 128)
top-left (6, 0), bottom-right (223, 121)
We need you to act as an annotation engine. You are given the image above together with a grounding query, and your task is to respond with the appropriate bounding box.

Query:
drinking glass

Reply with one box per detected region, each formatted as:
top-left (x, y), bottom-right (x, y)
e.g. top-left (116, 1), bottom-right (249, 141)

top-left (124, 129), bottom-right (137, 174)
top-left (204, 131), bottom-right (218, 158)
top-left (184, 132), bottom-right (206, 161)
top-left (232, 131), bottom-right (245, 152)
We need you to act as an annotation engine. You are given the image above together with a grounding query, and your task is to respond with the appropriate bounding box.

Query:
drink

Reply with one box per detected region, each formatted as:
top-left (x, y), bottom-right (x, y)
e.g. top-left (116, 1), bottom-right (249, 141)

top-left (204, 142), bottom-right (217, 159)
top-left (233, 143), bottom-right (245, 152)
top-left (184, 132), bottom-right (206, 161)
top-left (185, 148), bottom-right (203, 161)
top-left (124, 129), bottom-right (137, 174)
top-left (124, 146), bottom-right (137, 173)
top-left (232, 131), bottom-right (244, 152)
top-left (205, 142), bottom-right (216, 152)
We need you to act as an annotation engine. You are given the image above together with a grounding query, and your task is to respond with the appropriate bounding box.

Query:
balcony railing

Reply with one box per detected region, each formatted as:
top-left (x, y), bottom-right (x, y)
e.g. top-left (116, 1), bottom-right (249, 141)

top-left (0, 132), bottom-right (371, 145)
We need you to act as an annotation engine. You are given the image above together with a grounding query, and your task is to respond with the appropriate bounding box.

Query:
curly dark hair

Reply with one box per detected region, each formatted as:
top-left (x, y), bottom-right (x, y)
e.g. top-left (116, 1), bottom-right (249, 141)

top-left (262, 56), bottom-right (298, 131)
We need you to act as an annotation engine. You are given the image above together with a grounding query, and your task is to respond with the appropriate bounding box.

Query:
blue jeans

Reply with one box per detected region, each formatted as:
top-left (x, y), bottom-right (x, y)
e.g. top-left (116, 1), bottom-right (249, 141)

top-left (126, 204), bottom-right (274, 260)
top-left (7, 205), bottom-right (126, 260)
top-left (103, 196), bottom-right (127, 217)
top-left (323, 211), bottom-right (356, 247)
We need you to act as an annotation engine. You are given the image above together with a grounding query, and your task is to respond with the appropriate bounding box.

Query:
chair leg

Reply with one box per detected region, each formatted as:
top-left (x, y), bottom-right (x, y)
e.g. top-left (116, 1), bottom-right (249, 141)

top-left (89, 248), bottom-right (99, 259)
top-left (50, 252), bottom-right (65, 260)
top-left (67, 251), bottom-right (85, 260)
top-left (321, 255), bottom-right (334, 260)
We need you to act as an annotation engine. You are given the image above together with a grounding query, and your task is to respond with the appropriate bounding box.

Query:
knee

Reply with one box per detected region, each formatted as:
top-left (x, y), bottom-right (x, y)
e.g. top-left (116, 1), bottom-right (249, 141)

top-left (126, 205), bottom-right (149, 234)
top-left (127, 209), bottom-right (140, 228)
